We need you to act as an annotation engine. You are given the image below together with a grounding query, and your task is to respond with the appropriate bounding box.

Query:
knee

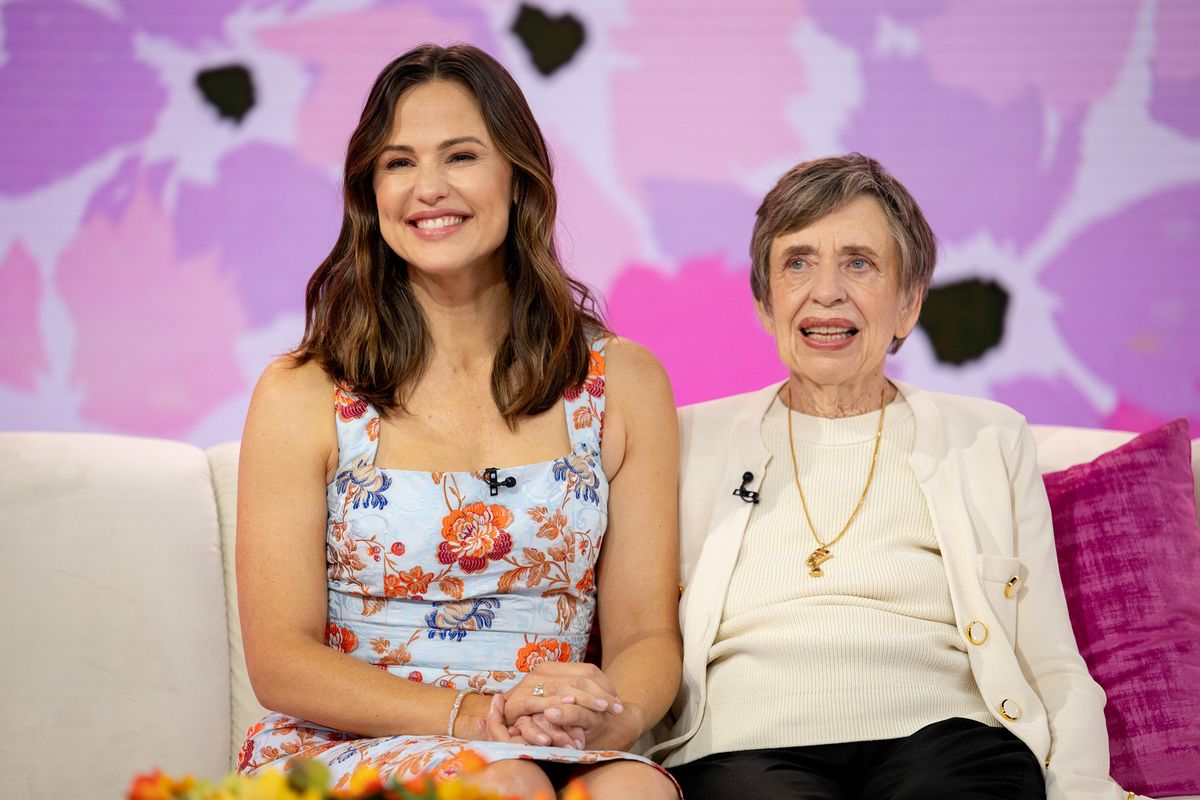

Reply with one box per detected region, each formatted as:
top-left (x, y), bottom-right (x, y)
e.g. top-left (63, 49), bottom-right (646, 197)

top-left (888, 770), bottom-right (979, 800)
top-left (464, 759), bottom-right (554, 796)
top-left (579, 761), bottom-right (677, 800)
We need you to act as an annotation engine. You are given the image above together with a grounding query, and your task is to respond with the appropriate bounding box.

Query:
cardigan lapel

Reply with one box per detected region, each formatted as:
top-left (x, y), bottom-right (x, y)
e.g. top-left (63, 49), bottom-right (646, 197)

top-left (679, 383), bottom-right (779, 680)
top-left (896, 380), bottom-right (978, 609)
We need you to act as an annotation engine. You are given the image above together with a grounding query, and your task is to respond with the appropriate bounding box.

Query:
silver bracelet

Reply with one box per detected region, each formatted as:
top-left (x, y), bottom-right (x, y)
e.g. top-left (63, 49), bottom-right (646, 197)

top-left (447, 688), bottom-right (478, 737)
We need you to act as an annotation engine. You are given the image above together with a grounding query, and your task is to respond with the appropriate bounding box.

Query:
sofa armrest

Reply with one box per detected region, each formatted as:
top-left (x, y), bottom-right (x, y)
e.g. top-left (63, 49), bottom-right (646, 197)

top-left (206, 441), bottom-right (267, 764)
top-left (0, 433), bottom-right (232, 800)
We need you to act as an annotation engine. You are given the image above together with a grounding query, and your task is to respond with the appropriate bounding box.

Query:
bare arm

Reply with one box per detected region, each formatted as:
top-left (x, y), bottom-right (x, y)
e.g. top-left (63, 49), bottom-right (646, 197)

top-left (236, 358), bottom-right (514, 739)
top-left (590, 338), bottom-right (683, 749)
top-left (503, 339), bottom-right (683, 749)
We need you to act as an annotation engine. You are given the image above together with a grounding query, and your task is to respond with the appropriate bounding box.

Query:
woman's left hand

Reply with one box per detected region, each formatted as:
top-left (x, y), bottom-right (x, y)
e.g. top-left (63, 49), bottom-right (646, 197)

top-left (503, 662), bottom-right (639, 748)
top-left (502, 662), bottom-right (625, 721)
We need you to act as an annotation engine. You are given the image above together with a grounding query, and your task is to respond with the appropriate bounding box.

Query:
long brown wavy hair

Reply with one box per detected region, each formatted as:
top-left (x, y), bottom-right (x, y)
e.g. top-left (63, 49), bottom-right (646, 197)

top-left (292, 44), bottom-right (607, 424)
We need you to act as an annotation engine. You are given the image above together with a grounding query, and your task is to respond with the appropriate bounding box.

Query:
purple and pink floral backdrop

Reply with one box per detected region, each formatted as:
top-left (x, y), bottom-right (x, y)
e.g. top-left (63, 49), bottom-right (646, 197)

top-left (1, 0), bottom-right (1197, 446)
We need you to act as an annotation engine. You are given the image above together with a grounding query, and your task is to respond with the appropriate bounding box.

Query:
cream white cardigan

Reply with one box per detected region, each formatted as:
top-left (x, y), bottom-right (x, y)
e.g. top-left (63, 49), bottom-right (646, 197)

top-left (647, 380), bottom-right (1139, 800)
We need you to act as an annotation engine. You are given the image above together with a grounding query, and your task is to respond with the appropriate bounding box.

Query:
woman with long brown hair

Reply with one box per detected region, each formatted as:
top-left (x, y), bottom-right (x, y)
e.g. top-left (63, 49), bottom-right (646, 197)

top-left (235, 44), bottom-right (681, 798)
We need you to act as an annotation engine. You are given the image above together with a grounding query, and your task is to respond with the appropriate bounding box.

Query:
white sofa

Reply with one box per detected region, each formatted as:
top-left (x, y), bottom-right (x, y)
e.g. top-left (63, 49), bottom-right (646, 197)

top-left (1, 426), bottom-right (1197, 799)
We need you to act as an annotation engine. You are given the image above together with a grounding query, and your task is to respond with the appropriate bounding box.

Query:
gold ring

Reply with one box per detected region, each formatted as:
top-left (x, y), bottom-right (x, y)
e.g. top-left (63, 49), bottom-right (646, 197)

top-left (998, 698), bottom-right (1021, 721)
top-left (965, 620), bottom-right (989, 645)
top-left (531, 683), bottom-right (545, 697)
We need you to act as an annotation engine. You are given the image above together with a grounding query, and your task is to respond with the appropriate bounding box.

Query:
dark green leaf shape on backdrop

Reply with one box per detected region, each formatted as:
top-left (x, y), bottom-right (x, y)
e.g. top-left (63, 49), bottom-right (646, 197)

top-left (918, 278), bottom-right (1010, 365)
top-left (196, 64), bottom-right (256, 124)
top-left (512, 3), bottom-right (586, 77)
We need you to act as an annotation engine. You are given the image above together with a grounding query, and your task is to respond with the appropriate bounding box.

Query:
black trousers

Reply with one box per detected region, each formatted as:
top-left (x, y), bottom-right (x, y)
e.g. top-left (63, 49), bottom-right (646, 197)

top-left (668, 718), bottom-right (1045, 800)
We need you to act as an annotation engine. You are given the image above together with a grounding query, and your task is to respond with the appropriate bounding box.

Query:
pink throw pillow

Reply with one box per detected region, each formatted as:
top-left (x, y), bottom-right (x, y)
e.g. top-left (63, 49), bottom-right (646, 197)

top-left (1043, 418), bottom-right (1200, 797)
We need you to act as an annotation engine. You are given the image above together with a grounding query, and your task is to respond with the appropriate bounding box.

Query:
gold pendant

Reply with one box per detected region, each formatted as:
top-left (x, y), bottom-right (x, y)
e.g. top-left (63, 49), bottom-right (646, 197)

top-left (806, 547), bottom-right (832, 577)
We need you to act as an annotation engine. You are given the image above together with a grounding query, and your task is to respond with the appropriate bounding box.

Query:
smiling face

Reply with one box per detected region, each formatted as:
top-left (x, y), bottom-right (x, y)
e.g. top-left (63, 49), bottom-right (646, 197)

top-left (757, 195), bottom-right (922, 408)
top-left (373, 80), bottom-right (514, 281)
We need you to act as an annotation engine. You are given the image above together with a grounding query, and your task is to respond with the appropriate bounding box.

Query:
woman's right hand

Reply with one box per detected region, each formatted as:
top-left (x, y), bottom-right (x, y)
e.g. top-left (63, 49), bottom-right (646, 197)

top-left (461, 693), bottom-right (580, 747)
top-left (460, 692), bottom-right (587, 749)
top-left (508, 713), bottom-right (587, 750)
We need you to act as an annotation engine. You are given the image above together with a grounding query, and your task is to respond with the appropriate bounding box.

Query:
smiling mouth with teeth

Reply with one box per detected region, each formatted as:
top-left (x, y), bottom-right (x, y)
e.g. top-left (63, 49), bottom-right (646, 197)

top-left (802, 325), bottom-right (858, 340)
top-left (412, 215), bottom-right (465, 229)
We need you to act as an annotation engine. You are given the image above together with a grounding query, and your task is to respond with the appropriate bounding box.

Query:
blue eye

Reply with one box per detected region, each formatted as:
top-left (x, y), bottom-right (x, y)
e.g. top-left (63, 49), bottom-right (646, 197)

top-left (849, 258), bottom-right (870, 270)
top-left (787, 258), bottom-right (807, 271)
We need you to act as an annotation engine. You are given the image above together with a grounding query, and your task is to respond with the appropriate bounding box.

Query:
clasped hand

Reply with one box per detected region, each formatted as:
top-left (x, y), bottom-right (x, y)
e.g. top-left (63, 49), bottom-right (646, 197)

top-left (495, 662), bottom-right (627, 750)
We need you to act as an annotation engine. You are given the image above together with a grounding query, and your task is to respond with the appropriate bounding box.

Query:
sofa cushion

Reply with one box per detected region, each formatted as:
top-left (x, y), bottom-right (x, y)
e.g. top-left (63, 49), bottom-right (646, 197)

top-left (1043, 419), bottom-right (1200, 797)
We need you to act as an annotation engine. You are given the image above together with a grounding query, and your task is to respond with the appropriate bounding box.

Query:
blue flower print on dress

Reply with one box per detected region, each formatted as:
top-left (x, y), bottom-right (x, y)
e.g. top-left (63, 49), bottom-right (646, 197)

top-left (425, 597), bottom-right (501, 641)
top-left (335, 458), bottom-right (392, 510)
top-left (552, 450), bottom-right (601, 504)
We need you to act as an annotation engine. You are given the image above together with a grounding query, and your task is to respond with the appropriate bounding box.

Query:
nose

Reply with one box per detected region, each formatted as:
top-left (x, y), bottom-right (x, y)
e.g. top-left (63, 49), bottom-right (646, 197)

top-left (414, 162), bottom-right (450, 205)
top-left (810, 263), bottom-right (847, 306)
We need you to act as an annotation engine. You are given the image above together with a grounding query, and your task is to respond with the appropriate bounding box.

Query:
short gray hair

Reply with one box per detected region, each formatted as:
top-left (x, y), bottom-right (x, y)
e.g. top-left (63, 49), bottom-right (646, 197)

top-left (749, 154), bottom-right (936, 353)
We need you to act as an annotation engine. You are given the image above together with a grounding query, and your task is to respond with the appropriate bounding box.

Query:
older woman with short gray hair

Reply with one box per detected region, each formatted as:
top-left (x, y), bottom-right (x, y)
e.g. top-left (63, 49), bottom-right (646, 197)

top-left (649, 154), bottom-right (1142, 800)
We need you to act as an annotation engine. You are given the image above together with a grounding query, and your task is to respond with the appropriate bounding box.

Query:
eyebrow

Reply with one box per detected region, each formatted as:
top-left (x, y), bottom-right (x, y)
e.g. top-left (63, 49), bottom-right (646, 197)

top-left (380, 136), bottom-right (486, 154)
top-left (779, 243), bottom-right (883, 260)
top-left (780, 244), bottom-right (818, 260)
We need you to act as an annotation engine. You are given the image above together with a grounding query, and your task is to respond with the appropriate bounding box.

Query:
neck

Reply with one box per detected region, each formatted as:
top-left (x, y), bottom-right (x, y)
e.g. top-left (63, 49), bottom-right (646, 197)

top-left (409, 258), bottom-right (511, 372)
top-left (783, 373), bottom-right (894, 418)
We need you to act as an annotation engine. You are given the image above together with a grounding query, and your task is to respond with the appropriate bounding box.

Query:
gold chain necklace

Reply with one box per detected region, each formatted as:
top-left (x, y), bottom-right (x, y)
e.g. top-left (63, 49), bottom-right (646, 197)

top-left (785, 384), bottom-right (887, 577)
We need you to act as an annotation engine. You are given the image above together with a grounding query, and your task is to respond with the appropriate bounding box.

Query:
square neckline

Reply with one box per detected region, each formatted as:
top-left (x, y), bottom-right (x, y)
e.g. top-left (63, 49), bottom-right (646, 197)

top-left (329, 338), bottom-right (607, 482)
top-left (369, 392), bottom-right (580, 476)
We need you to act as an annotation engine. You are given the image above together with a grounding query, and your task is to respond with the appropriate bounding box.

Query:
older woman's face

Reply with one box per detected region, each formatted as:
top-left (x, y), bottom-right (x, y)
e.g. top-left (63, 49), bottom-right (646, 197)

top-left (756, 195), bottom-right (921, 394)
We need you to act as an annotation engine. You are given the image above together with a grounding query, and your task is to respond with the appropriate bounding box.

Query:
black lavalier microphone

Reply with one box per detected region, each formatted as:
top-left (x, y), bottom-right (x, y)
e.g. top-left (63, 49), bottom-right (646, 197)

top-left (483, 467), bottom-right (517, 496)
top-left (732, 471), bottom-right (760, 504)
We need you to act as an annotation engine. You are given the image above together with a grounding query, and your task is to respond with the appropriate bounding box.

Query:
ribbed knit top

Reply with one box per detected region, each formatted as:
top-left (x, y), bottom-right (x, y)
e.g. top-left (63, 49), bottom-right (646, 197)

top-left (676, 392), bottom-right (996, 763)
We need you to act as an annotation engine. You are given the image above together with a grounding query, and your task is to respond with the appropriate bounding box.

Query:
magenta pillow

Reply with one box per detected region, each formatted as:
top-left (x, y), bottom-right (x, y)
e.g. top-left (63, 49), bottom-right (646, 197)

top-left (1043, 418), bottom-right (1200, 797)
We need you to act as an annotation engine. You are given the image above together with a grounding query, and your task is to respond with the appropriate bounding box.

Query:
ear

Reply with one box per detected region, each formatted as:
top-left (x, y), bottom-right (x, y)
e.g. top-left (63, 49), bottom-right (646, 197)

top-left (755, 299), bottom-right (776, 338)
top-left (896, 289), bottom-right (923, 340)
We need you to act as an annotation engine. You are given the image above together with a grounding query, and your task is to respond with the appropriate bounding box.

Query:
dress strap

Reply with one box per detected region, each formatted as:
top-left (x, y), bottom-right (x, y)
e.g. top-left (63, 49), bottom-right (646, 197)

top-left (563, 337), bottom-right (606, 452)
top-left (332, 384), bottom-right (380, 469)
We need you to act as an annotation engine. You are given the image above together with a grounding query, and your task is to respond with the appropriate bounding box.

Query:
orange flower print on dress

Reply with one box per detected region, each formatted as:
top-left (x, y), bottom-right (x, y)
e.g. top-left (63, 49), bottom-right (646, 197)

top-left (236, 738), bottom-right (254, 772)
top-left (584, 350), bottom-right (605, 398)
top-left (334, 386), bottom-right (368, 421)
top-left (575, 566), bottom-right (595, 594)
top-left (325, 622), bottom-right (358, 654)
top-left (437, 502), bottom-right (514, 574)
top-left (428, 748), bottom-right (488, 782)
top-left (564, 349), bottom-right (605, 401)
top-left (366, 416), bottom-right (380, 442)
top-left (572, 405), bottom-right (594, 430)
top-left (236, 720), bottom-right (265, 772)
top-left (516, 638), bottom-right (572, 672)
top-left (384, 565), bottom-right (434, 599)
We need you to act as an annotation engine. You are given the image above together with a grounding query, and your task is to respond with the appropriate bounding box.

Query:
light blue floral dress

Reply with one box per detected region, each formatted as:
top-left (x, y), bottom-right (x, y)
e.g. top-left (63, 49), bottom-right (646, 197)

top-left (237, 342), bottom-right (675, 792)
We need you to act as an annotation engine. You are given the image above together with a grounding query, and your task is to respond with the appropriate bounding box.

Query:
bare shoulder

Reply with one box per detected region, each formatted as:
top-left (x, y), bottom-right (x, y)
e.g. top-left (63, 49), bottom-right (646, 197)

top-left (602, 336), bottom-right (674, 408)
top-left (253, 355), bottom-right (336, 402)
top-left (244, 355), bottom-right (338, 475)
top-left (600, 336), bottom-right (677, 477)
